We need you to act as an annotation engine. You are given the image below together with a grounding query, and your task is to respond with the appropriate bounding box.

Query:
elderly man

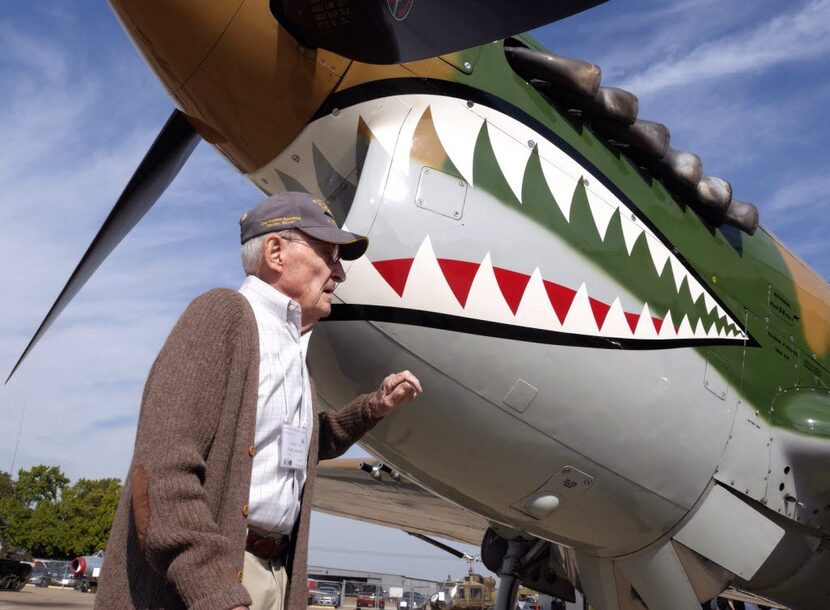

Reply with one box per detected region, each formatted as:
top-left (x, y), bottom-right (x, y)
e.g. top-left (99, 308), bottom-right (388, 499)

top-left (96, 192), bottom-right (421, 610)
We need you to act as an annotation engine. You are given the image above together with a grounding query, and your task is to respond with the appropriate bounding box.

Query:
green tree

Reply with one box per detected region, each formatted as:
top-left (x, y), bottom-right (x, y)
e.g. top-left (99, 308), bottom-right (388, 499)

top-left (20, 500), bottom-right (63, 556)
top-left (15, 465), bottom-right (69, 507)
top-left (58, 478), bottom-right (122, 556)
top-left (0, 466), bottom-right (122, 558)
top-left (0, 466), bottom-right (69, 555)
top-left (0, 471), bottom-right (14, 499)
top-left (0, 469), bottom-right (28, 550)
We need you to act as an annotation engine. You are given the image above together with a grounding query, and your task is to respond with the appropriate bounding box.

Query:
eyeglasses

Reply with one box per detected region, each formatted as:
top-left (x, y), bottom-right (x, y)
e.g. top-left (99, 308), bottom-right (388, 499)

top-left (281, 236), bottom-right (341, 265)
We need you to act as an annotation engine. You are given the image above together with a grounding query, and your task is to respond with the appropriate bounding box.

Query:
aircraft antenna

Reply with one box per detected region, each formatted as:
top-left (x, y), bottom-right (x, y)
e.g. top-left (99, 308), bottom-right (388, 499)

top-left (9, 394), bottom-right (27, 475)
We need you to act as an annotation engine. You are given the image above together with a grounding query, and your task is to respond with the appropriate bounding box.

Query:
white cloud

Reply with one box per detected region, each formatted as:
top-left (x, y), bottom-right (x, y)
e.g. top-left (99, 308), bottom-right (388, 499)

top-left (620, 0), bottom-right (830, 95)
top-left (0, 31), bottom-right (97, 182)
top-left (765, 174), bottom-right (830, 221)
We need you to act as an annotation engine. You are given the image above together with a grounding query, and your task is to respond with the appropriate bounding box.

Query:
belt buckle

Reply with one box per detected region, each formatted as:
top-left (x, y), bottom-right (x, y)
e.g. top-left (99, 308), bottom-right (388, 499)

top-left (254, 537), bottom-right (275, 558)
top-left (247, 531), bottom-right (288, 561)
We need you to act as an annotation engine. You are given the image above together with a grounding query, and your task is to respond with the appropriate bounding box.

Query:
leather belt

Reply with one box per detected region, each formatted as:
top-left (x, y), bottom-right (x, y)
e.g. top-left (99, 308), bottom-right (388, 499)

top-left (246, 531), bottom-right (290, 561)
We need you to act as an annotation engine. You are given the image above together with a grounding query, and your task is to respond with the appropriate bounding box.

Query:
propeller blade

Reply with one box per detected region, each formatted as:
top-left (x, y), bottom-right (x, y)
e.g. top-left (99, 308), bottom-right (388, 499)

top-left (6, 109), bottom-right (200, 384)
top-left (270, 0), bottom-right (608, 65)
top-left (407, 531), bottom-right (468, 559)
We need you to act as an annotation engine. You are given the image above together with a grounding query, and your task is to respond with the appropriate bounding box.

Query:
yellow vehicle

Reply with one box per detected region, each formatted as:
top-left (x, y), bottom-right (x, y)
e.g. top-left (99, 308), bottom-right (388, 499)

top-left (429, 573), bottom-right (497, 610)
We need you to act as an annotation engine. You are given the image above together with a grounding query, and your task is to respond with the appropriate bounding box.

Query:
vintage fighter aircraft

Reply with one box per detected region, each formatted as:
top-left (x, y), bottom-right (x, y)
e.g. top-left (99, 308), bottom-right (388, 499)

top-left (8, 1), bottom-right (830, 609)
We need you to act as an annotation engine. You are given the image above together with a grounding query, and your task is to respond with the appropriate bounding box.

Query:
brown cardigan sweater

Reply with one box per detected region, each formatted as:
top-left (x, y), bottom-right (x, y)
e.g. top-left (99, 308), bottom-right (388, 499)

top-left (95, 289), bottom-right (378, 610)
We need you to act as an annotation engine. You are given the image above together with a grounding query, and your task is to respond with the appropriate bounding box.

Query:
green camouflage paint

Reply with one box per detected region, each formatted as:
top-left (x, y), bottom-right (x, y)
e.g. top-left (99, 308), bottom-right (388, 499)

top-left (440, 38), bottom-right (829, 436)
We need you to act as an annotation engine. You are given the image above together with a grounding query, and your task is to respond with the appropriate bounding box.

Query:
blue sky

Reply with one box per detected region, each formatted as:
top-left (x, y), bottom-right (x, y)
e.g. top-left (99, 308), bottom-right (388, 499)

top-left (1, 0), bottom-right (828, 579)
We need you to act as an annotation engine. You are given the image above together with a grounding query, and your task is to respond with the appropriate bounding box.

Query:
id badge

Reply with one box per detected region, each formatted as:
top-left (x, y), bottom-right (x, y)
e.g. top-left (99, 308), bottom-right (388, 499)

top-left (281, 424), bottom-right (307, 471)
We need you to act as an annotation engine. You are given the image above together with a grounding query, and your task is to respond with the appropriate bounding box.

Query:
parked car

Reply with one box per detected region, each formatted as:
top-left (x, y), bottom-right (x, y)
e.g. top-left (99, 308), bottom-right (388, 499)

top-left (399, 591), bottom-right (427, 610)
top-left (52, 564), bottom-right (79, 588)
top-left (311, 583), bottom-right (342, 607)
top-left (26, 561), bottom-right (52, 587)
top-left (516, 596), bottom-right (539, 610)
top-left (74, 578), bottom-right (95, 593)
top-left (356, 584), bottom-right (385, 609)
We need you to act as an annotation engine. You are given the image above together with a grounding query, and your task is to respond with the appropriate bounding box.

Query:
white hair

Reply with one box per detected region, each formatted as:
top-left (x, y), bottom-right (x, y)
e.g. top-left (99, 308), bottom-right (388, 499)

top-left (240, 230), bottom-right (297, 276)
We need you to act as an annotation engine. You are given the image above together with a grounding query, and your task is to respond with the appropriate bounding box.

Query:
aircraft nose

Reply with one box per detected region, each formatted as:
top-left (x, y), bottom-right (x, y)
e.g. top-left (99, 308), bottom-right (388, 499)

top-left (107, 0), bottom-right (352, 173)
top-left (108, 0), bottom-right (243, 91)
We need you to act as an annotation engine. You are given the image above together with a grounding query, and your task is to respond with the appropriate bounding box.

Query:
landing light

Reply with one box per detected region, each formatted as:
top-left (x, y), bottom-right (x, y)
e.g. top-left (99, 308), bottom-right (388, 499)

top-left (524, 493), bottom-right (561, 518)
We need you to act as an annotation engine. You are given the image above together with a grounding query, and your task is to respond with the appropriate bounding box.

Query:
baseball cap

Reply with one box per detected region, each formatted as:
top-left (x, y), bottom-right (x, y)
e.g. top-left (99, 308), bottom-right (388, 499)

top-left (239, 192), bottom-right (368, 261)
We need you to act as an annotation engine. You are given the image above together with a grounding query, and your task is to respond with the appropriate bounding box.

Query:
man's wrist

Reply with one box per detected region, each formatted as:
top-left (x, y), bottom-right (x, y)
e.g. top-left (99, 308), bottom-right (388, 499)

top-left (367, 394), bottom-right (383, 420)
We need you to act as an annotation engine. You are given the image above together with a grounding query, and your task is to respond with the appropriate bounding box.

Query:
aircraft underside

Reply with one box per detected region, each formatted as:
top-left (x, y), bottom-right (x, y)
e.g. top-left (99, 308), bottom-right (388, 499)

top-left (254, 88), bottom-right (830, 609)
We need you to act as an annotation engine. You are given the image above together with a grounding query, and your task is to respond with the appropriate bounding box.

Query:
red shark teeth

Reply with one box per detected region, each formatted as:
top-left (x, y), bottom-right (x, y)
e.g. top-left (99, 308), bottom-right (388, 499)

top-left (370, 255), bottom-right (687, 338)
top-left (652, 317), bottom-right (664, 334)
top-left (543, 281), bottom-right (577, 324)
top-left (588, 297), bottom-right (611, 330)
top-left (492, 267), bottom-right (532, 314)
top-left (373, 259), bottom-right (414, 297)
top-left (437, 259), bottom-right (480, 307)
top-left (624, 312), bottom-right (640, 334)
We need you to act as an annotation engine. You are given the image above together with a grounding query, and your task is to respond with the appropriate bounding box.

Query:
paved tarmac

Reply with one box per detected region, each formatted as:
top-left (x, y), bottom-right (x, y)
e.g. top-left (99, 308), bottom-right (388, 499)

top-left (0, 585), bottom-right (95, 609)
top-left (0, 588), bottom-right (352, 609)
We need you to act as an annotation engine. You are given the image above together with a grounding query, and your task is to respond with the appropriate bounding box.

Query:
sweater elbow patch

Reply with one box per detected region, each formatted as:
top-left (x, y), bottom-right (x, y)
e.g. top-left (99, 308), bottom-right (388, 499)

top-left (131, 464), bottom-right (151, 553)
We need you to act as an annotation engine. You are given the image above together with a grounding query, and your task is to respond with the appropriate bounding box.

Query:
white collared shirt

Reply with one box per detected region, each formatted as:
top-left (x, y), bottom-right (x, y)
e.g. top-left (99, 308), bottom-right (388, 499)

top-left (239, 275), bottom-right (313, 536)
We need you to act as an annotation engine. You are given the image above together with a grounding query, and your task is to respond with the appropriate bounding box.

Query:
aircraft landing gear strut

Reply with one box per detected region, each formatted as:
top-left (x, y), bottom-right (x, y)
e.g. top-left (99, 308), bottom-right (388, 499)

top-left (492, 539), bottom-right (524, 610)
top-left (481, 527), bottom-right (576, 609)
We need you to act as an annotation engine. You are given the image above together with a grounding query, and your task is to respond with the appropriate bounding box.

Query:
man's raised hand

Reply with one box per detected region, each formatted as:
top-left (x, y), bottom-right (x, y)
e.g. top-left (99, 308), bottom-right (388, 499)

top-left (368, 370), bottom-right (422, 419)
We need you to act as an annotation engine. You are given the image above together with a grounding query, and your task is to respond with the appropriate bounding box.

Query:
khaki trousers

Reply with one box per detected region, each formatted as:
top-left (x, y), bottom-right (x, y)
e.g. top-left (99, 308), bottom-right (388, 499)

top-left (242, 551), bottom-right (289, 610)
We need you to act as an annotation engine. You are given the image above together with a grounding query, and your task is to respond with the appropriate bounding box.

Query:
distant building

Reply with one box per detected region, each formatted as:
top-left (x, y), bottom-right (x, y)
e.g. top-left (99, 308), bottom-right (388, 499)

top-left (308, 564), bottom-right (439, 600)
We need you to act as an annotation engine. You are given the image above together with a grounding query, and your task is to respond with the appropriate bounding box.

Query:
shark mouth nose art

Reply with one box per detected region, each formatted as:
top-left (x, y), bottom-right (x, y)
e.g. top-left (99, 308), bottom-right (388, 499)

top-left (333, 234), bottom-right (745, 348)
top-left (271, 93), bottom-right (749, 349)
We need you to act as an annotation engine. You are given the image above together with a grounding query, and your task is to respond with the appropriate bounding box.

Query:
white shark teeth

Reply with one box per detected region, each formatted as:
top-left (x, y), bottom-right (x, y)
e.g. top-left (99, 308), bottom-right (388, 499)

top-left (464, 253), bottom-right (517, 325)
top-left (620, 214), bottom-right (645, 255)
top-left (515, 268), bottom-right (562, 331)
top-left (538, 156), bottom-right (578, 220)
top-left (635, 303), bottom-right (659, 338)
top-left (334, 255), bottom-right (401, 306)
top-left (645, 233), bottom-right (671, 277)
top-left (401, 236), bottom-right (465, 317)
top-left (585, 188), bottom-right (617, 241)
top-left (600, 298), bottom-right (633, 337)
top-left (562, 283), bottom-right (599, 335)
top-left (422, 96), bottom-right (481, 185)
top-left (335, 237), bottom-right (747, 342)
top-left (676, 314), bottom-right (696, 339)
top-left (487, 122), bottom-right (531, 203)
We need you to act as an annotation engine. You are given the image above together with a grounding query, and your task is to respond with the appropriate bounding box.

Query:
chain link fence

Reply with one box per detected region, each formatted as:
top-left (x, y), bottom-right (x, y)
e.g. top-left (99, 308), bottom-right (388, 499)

top-left (308, 575), bottom-right (439, 609)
